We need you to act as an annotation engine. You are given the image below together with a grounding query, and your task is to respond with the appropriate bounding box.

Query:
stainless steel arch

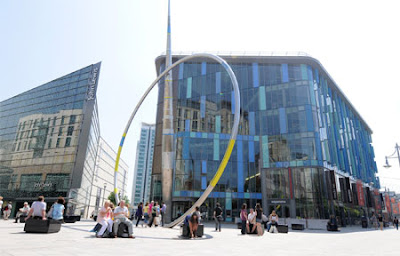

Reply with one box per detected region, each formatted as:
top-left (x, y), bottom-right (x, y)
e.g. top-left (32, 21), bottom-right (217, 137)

top-left (113, 53), bottom-right (240, 228)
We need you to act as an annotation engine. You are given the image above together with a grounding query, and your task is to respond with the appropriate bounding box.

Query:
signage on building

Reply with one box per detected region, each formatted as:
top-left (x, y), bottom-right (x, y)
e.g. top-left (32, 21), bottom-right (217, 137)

top-left (268, 199), bottom-right (288, 204)
top-left (356, 180), bottom-right (365, 206)
top-left (86, 66), bottom-right (99, 101)
top-left (34, 182), bottom-right (53, 189)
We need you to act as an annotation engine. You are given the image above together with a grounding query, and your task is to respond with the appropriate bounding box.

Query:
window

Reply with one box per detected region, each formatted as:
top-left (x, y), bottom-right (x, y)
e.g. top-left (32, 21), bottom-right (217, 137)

top-left (56, 138), bottom-right (61, 148)
top-left (61, 116), bottom-right (65, 125)
top-left (58, 127), bottom-right (63, 136)
top-left (65, 137), bottom-right (71, 147)
top-left (48, 138), bottom-right (52, 149)
top-left (67, 126), bottom-right (74, 136)
top-left (69, 115), bottom-right (76, 124)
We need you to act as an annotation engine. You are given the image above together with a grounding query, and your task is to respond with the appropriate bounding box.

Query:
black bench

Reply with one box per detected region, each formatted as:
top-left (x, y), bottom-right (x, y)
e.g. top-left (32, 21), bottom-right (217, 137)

top-left (291, 223), bottom-right (305, 230)
top-left (277, 224), bottom-right (289, 233)
top-left (327, 223), bottom-right (339, 231)
top-left (115, 222), bottom-right (130, 238)
top-left (18, 215), bottom-right (28, 223)
top-left (247, 223), bottom-right (259, 234)
top-left (181, 224), bottom-right (204, 238)
top-left (64, 215), bottom-right (81, 223)
top-left (24, 218), bottom-right (62, 233)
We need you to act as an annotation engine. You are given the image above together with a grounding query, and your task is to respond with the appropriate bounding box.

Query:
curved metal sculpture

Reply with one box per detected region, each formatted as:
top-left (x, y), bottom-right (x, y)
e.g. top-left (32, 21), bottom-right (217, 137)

top-left (113, 53), bottom-right (240, 228)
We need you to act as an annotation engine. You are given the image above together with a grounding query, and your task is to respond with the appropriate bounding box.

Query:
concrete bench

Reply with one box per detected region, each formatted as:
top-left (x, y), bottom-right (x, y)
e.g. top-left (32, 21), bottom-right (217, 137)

top-left (277, 224), bottom-right (289, 233)
top-left (64, 215), bottom-right (81, 223)
top-left (24, 219), bottom-right (61, 233)
top-left (291, 223), bottom-right (305, 230)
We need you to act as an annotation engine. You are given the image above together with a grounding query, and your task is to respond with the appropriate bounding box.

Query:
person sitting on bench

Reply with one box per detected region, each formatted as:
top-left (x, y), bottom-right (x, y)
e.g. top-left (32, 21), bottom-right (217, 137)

top-left (327, 215), bottom-right (338, 231)
top-left (247, 208), bottom-right (257, 234)
top-left (96, 200), bottom-right (113, 238)
top-left (188, 212), bottom-right (200, 238)
top-left (15, 202), bottom-right (30, 223)
top-left (25, 196), bottom-right (46, 221)
top-left (268, 210), bottom-right (279, 233)
top-left (51, 197), bottom-right (65, 221)
top-left (113, 201), bottom-right (135, 239)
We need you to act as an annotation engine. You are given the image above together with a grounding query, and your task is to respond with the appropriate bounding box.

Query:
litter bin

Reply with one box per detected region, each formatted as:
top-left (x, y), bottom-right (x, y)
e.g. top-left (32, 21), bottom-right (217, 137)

top-left (361, 216), bottom-right (368, 228)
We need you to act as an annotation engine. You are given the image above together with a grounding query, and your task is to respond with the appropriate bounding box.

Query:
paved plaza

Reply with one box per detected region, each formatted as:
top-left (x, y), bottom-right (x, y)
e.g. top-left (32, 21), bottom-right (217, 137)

top-left (0, 219), bottom-right (398, 256)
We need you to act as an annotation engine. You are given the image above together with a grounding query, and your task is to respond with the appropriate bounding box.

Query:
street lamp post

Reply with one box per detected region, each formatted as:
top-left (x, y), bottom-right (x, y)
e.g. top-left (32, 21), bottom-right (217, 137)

top-left (383, 143), bottom-right (400, 168)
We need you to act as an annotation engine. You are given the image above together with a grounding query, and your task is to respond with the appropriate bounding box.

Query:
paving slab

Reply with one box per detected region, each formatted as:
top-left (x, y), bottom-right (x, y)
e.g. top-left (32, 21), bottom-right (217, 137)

top-left (0, 219), bottom-right (398, 256)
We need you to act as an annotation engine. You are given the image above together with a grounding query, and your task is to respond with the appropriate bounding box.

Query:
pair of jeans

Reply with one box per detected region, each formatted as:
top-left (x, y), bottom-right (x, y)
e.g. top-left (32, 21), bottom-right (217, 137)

top-left (215, 217), bottom-right (221, 231)
top-left (98, 219), bottom-right (113, 236)
top-left (241, 220), bottom-right (247, 234)
top-left (113, 217), bottom-right (133, 236)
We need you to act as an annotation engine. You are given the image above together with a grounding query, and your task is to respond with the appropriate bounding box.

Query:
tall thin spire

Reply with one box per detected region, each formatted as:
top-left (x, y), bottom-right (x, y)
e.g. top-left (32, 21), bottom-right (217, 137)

top-left (161, 0), bottom-right (174, 223)
top-left (166, 0), bottom-right (172, 68)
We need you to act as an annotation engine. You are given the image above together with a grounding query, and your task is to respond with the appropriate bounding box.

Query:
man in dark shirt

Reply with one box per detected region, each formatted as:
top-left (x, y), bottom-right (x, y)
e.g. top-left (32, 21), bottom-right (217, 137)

top-left (213, 203), bottom-right (223, 232)
top-left (394, 217), bottom-right (399, 230)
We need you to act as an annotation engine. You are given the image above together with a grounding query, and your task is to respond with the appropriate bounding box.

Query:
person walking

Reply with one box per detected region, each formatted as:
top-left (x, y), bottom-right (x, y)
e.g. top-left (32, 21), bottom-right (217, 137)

top-left (143, 202), bottom-right (150, 227)
top-left (378, 214), bottom-right (384, 231)
top-left (213, 202), bottom-right (223, 232)
top-left (240, 203), bottom-right (249, 235)
top-left (135, 202), bottom-right (143, 227)
top-left (370, 212), bottom-right (378, 230)
top-left (161, 202), bottom-right (166, 227)
top-left (394, 217), bottom-right (399, 230)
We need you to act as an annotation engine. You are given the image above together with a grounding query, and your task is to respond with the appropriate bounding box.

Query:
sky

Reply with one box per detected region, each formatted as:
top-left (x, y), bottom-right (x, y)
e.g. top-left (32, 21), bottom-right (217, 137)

top-left (1, 0), bottom-right (400, 196)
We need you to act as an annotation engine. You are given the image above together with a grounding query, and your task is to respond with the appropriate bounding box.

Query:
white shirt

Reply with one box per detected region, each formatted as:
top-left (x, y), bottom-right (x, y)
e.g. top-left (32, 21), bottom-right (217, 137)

top-left (113, 206), bottom-right (128, 219)
top-left (248, 212), bottom-right (257, 223)
top-left (21, 206), bottom-right (30, 213)
top-left (31, 201), bottom-right (47, 217)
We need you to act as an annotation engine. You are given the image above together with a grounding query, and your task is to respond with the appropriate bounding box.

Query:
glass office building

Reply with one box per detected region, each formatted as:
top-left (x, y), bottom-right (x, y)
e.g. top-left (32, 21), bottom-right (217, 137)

top-left (132, 123), bottom-right (155, 206)
top-left (0, 62), bottom-right (128, 217)
top-left (152, 53), bottom-right (380, 222)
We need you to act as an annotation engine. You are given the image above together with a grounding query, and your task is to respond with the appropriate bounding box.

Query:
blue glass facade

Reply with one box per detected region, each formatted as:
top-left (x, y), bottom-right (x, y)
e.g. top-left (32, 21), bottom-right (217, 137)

top-left (0, 63), bottom-right (101, 217)
top-left (153, 55), bottom-right (379, 221)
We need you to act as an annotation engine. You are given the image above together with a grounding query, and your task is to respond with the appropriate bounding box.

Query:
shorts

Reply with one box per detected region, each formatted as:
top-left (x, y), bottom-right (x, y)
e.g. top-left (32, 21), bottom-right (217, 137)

top-left (256, 218), bottom-right (262, 223)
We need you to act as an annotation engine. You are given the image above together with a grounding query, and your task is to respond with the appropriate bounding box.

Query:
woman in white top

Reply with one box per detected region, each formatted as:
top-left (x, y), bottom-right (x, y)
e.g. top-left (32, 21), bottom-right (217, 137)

top-left (96, 200), bottom-right (113, 238)
top-left (269, 210), bottom-right (279, 233)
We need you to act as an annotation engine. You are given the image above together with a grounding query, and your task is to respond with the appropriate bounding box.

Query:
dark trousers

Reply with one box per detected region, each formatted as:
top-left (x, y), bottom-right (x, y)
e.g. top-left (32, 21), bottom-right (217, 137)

top-left (395, 223), bottom-right (398, 230)
top-left (148, 213), bottom-right (156, 227)
top-left (215, 217), bottom-right (221, 231)
top-left (241, 220), bottom-right (246, 234)
top-left (161, 212), bottom-right (164, 226)
top-left (136, 216), bottom-right (142, 227)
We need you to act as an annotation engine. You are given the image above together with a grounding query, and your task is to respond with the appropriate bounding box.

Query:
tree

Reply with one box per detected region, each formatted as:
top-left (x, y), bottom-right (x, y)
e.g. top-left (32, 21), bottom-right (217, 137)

top-left (107, 192), bottom-right (130, 206)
